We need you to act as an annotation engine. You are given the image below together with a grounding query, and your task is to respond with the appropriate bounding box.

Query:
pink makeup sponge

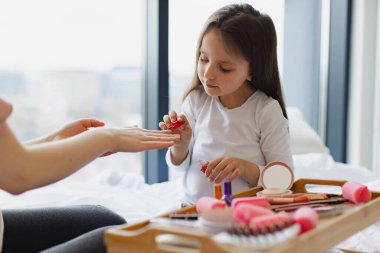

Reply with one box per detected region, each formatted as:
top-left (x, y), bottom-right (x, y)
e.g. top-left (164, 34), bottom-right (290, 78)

top-left (249, 212), bottom-right (292, 234)
top-left (342, 181), bottom-right (372, 204)
top-left (231, 196), bottom-right (270, 209)
top-left (196, 196), bottom-right (227, 213)
top-left (234, 203), bottom-right (274, 224)
top-left (292, 206), bottom-right (318, 234)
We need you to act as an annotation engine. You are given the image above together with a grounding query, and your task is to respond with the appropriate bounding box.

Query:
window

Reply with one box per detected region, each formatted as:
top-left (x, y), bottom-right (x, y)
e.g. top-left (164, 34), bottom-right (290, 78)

top-left (0, 0), bottom-right (145, 175)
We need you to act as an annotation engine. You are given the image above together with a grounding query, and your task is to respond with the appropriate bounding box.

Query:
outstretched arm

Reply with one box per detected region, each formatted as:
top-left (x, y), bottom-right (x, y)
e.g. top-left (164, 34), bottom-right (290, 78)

top-left (0, 123), bottom-right (179, 195)
top-left (25, 118), bottom-right (106, 145)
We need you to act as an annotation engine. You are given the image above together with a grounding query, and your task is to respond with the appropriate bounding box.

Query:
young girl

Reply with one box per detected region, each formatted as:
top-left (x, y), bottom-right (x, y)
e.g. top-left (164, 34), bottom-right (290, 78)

top-left (0, 97), bottom-right (179, 252)
top-left (159, 3), bottom-right (293, 205)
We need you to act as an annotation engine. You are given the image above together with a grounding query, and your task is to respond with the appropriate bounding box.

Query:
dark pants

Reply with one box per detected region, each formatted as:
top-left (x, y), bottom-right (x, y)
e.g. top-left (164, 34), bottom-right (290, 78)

top-left (2, 205), bottom-right (126, 253)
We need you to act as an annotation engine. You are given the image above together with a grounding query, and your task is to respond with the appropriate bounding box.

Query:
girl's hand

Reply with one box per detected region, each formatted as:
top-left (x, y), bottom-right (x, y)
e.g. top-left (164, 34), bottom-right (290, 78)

top-left (204, 156), bottom-right (245, 183)
top-left (52, 118), bottom-right (105, 141)
top-left (109, 126), bottom-right (180, 152)
top-left (158, 111), bottom-right (192, 149)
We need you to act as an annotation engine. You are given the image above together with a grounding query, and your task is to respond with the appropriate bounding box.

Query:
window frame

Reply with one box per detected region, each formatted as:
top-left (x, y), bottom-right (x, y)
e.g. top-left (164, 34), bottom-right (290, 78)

top-left (143, 0), bottom-right (169, 183)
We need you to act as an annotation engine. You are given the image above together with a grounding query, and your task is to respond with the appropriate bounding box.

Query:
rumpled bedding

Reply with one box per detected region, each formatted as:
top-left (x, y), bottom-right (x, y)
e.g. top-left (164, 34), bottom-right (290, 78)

top-left (1, 153), bottom-right (379, 252)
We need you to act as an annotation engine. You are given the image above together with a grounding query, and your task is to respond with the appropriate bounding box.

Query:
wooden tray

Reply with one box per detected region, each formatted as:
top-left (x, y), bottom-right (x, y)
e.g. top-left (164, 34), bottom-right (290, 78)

top-left (105, 178), bottom-right (380, 253)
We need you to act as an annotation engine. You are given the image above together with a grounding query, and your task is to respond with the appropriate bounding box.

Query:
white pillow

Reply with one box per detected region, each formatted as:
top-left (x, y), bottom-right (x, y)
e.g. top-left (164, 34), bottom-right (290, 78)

top-left (287, 107), bottom-right (330, 155)
top-left (293, 153), bottom-right (375, 183)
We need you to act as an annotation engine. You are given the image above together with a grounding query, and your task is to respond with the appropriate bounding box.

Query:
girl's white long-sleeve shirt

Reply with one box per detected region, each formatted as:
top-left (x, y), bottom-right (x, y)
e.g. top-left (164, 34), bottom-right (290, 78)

top-left (166, 87), bottom-right (293, 205)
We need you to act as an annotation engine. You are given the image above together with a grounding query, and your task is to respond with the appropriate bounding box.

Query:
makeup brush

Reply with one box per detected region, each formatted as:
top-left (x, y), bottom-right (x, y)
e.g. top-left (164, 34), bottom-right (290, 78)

top-left (269, 195), bottom-right (309, 204)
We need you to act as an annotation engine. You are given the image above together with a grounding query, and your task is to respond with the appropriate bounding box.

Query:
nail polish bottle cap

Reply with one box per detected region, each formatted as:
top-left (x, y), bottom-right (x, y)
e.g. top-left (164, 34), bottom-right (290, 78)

top-left (224, 181), bottom-right (232, 195)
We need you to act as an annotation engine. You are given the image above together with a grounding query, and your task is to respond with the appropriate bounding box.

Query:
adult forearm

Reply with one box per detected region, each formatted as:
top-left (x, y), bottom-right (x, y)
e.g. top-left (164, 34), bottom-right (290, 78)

top-left (24, 132), bottom-right (56, 145)
top-left (7, 128), bottom-right (112, 193)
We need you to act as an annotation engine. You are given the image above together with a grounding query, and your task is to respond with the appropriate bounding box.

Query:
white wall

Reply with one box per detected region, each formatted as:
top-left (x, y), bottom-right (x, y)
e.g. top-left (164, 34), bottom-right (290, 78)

top-left (373, 1), bottom-right (380, 179)
top-left (347, 0), bottom-right (379, 177)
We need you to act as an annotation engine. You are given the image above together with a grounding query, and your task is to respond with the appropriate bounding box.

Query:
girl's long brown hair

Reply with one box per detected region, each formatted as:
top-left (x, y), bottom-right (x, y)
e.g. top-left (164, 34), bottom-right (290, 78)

top-left (183, 3), bottom-right (287, 118)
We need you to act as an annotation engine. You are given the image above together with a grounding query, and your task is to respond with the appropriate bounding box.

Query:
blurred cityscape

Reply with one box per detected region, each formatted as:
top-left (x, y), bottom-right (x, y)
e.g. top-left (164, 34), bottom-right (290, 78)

top-left (0, 67), bottom-right (191, 175)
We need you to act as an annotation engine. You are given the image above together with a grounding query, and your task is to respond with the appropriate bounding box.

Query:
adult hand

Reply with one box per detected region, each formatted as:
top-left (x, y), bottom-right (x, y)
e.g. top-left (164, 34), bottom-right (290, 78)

top-left (52, 118), bottom-right (105, 141)
top-left (110, 126), bottom-right (180, 152)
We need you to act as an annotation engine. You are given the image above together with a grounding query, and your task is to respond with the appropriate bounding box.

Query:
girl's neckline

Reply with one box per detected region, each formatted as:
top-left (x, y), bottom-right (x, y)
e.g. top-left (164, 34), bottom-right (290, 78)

top-left (215, 90), bottom-right (259, 111)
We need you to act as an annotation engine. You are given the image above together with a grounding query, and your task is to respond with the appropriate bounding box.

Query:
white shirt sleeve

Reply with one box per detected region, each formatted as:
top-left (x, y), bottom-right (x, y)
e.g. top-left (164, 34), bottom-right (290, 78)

top-left (165, 148), bottom-right (190, 172)
top-left (165, 90), bottom-right (197, 172)
top-left (258, 100), bottom-right (294, 169)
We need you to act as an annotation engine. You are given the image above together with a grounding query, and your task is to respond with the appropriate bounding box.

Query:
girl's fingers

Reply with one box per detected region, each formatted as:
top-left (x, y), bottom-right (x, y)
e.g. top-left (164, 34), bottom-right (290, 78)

top-left (163, 115), bottom-right (172, 128)
top-left (209, 157), bottom-right (229, 178)
top-left (207, 162), bottom-right (224, 182)
top-left (209, 164), bottom-right (222, 181)
top-left (177, 114), bottom-right (190, 128)
top-left (158, 122), bottom-right (168, 130)
top-left (205, 157), bottom-right (222, 177)
top-left (169, 111), bottom-right (178, 122)
top-left (214, 163), bottom-right (235, 183)
top-left (227, 169), bottom-right (240, 181)
top-left (163, 114), bottom-right (170, 123)
top-left (177, 114), bottom-right (186, 123)
top-left (204, 161), bottom-right (214, 177)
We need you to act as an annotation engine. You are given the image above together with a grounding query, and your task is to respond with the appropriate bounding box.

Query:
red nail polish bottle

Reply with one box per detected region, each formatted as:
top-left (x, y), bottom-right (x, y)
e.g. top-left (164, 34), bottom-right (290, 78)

top-left (168, 121), bottom-right (183, 130)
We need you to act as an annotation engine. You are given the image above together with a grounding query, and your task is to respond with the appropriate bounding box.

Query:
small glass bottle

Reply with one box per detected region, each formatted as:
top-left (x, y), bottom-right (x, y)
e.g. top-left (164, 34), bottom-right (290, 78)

top-left (214, 183), bottom-right (222, 199)
top-left (222, 181), bottom-right (234, 206)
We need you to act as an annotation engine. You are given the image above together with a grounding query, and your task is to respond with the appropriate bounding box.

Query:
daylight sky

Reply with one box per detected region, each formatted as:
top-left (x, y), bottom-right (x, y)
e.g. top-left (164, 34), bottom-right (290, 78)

top-left (0, 0), bottom-right (283, 74)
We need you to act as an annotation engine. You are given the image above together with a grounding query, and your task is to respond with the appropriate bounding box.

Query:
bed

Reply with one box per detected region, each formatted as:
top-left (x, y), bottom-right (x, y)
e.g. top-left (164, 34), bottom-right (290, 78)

top-left (1, 107), bottom-right (380, 252)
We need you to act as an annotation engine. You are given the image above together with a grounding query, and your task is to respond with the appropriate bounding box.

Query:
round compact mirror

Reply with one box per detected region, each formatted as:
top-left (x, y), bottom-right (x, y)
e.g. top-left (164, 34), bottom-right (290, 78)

top-left (257, 161), bottom-right (294, 197)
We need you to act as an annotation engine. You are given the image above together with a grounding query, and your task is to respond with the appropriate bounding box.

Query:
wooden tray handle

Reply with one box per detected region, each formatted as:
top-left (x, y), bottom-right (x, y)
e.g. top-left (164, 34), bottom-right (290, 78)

top-left (106, 223), bottom-right (231, 253)
top-left (292, 178), bottom-right (347, 193)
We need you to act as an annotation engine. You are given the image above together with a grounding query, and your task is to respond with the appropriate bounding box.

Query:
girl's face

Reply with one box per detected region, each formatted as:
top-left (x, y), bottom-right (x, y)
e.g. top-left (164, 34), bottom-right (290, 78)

top-left (197, 28), bottom-right (253, 106)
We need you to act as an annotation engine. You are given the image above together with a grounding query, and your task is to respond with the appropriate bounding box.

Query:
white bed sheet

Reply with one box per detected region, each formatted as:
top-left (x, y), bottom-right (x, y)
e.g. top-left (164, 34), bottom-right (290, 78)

top-left (1, 153), bottom-right (380, 252)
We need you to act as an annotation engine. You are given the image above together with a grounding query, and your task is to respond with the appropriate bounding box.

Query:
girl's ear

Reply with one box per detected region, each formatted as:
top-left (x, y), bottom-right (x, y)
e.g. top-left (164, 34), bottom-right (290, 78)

top-left (247, 73), bottom-right (253, 82)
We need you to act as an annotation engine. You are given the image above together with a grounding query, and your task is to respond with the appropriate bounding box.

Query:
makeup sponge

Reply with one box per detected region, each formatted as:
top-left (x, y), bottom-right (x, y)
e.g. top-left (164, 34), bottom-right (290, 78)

top-left (234, 203), bottom-right (274, 224)
top-left (249, 212), bottom-right (292, 234)
top-left (196, 196), bottom-right (227, 213)
top-left (292, 206), bottom-right (318, 234)
top-left (199, 208), bottom-right (233, 234)
top-left (231, 196), bottom-right (270, 209)
top-left (342, 181), bottom-right (372, 204)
